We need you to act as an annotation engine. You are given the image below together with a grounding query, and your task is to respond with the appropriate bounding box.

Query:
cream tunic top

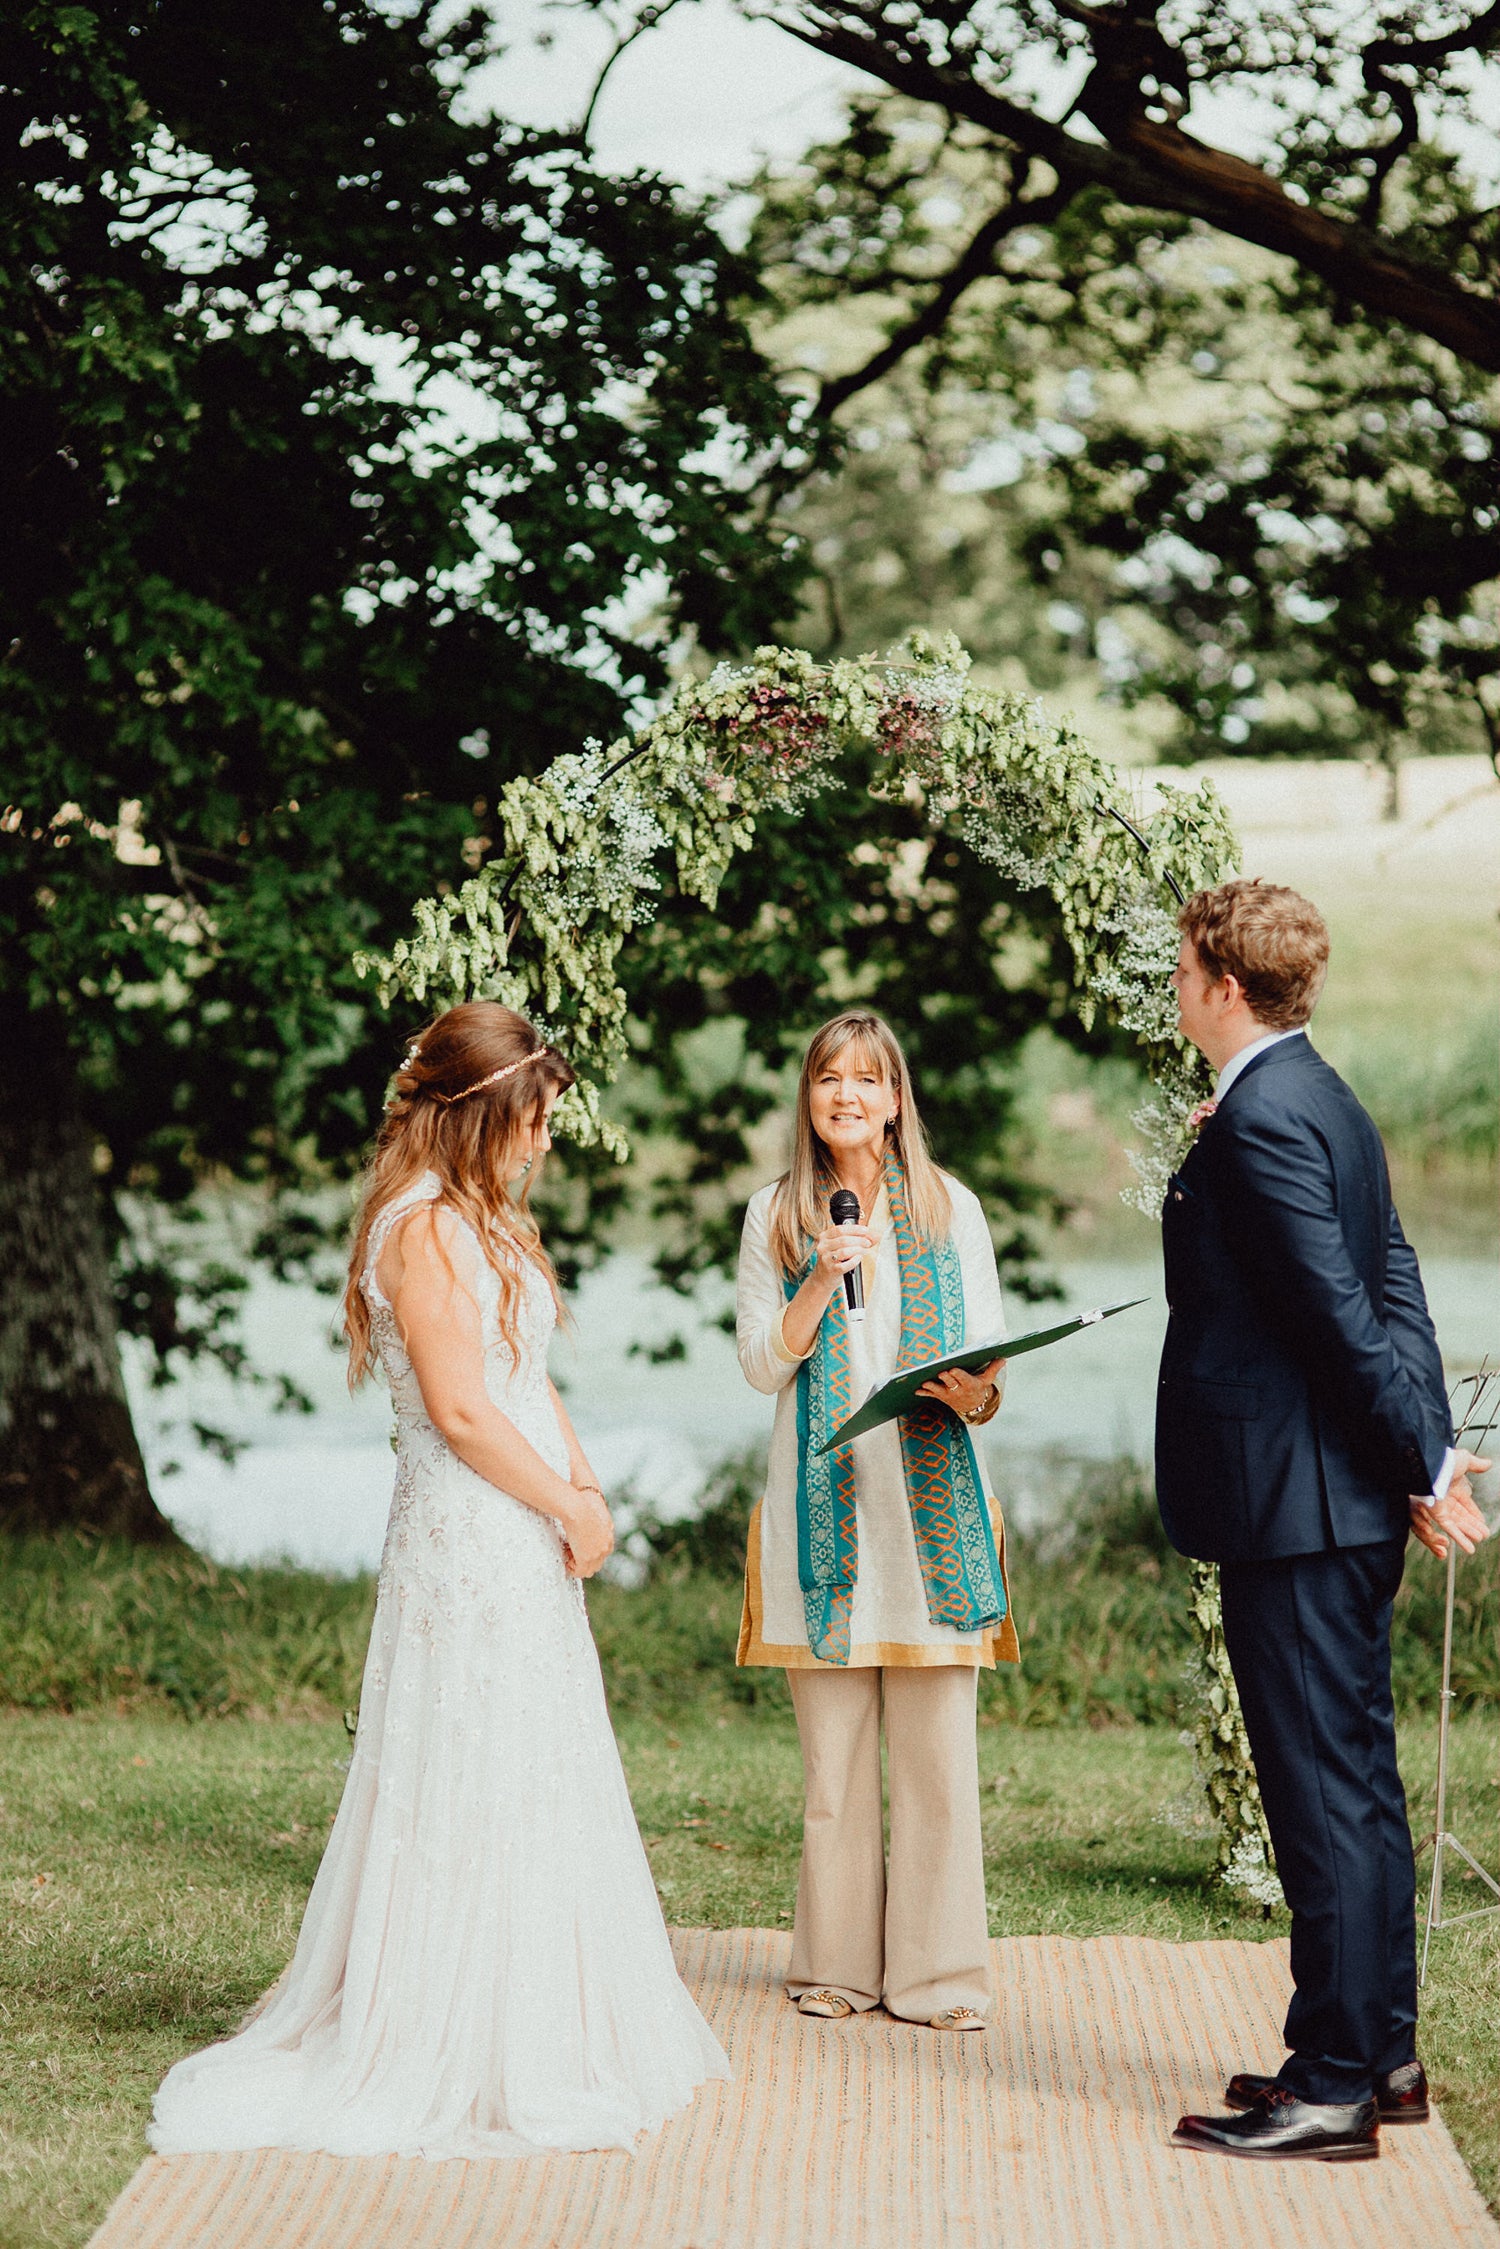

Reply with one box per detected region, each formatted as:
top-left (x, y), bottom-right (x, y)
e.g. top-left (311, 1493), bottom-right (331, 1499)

top-left (735, 1171), bottom-right (1020, 1670)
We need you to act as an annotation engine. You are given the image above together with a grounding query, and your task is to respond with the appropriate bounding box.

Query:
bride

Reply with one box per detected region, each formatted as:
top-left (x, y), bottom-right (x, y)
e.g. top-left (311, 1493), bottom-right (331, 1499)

top-left (150, 1003), bottom-right (729, 2160)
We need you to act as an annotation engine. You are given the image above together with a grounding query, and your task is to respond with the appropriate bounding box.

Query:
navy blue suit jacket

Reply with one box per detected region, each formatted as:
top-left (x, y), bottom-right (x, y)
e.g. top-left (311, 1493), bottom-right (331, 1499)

top-left (1155, 1034), bottom-right (1451, 1563)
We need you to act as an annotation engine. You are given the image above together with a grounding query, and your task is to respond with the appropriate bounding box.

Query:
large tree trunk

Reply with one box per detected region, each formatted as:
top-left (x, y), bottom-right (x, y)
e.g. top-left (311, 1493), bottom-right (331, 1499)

top-left (0, 1000), bottom-right (176, 1540)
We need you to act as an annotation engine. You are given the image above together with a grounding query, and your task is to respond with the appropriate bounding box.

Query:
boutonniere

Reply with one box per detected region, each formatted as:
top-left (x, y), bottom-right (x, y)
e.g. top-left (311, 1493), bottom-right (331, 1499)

top-left (1186, 1099), bottom-right (1219, 1138)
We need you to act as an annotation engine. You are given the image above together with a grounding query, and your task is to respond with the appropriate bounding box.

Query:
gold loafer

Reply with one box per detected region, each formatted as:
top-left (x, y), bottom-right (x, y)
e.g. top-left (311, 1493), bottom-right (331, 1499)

top-left (931, 2006), bottom-right (986, 2032)
top-left (797, 1988), bottom-right (854, 2019)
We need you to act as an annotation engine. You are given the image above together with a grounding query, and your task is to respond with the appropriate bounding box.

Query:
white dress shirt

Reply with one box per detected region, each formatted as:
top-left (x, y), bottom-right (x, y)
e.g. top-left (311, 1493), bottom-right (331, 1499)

top-left (1214, 1025), bottom-right (1306, 1101)
top-left (1215, 1026), bottom-right (1455, 1507)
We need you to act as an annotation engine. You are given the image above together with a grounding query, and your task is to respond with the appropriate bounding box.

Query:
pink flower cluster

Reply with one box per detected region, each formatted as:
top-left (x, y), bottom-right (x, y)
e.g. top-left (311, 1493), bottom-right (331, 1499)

top-left (715, 683), bottom-right (832, 775)
top-left (873, 689), bottom-right (948, 760)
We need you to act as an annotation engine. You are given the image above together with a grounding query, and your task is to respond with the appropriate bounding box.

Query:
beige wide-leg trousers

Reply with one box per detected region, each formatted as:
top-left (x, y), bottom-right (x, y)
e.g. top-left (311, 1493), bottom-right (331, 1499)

top-left (785, 1664), bottom-right (992, 2022)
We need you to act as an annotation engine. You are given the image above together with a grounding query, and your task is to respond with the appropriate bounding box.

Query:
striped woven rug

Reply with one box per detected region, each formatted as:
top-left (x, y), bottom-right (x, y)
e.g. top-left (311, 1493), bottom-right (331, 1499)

top-left (90, 1929), bottom-right (1498, 2249)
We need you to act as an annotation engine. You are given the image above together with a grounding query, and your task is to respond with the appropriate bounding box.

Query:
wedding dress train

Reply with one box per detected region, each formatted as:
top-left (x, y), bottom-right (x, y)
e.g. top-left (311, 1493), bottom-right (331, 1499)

top-left (150, 1174), bottom-right (728, 2159)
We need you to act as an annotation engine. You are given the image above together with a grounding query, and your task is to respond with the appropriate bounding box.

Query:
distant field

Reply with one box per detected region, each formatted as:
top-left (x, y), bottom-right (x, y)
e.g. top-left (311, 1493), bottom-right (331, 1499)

top-left (1026, 755), bottom-right (1500, 1257)
top-left (1178, 754), bottom-right (1499, 1157)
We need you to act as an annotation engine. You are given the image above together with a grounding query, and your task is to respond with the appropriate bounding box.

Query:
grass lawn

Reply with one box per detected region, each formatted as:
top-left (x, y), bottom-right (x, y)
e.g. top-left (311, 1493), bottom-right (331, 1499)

top-left (1, 1706), bottom-right (1496, 2249)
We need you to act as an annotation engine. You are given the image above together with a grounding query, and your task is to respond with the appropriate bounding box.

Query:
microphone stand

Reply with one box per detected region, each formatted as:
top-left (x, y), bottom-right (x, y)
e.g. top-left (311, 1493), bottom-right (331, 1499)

top-left (1417, 1362), bottom-right (1500, 1987)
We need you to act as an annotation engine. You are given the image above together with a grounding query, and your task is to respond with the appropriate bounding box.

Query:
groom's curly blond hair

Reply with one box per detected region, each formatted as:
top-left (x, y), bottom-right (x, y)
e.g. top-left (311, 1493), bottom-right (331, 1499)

top-left (1178, 878), bottom-right (1330, 1029)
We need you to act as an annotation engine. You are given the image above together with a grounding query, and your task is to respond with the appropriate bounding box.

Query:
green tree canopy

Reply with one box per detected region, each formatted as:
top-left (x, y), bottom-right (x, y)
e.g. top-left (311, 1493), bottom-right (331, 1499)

top-left (742, 0), bottom-right (1500, 367)
top-left (708, 3), bottom-right (1500, 766)
top-left (0, 0), bottom-right (807, 1533)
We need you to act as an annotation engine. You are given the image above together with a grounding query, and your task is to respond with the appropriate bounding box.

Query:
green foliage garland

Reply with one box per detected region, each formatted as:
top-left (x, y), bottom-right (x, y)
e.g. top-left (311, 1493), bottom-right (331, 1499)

top-left (1188, 1561), bottom-right (1280, 1906)
top-left (359, 634), bottom-right (1277, 1897)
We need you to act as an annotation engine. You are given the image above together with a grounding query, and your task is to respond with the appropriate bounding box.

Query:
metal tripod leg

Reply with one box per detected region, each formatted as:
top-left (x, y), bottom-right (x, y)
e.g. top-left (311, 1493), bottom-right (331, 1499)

top-left (1418, 1534), bottom-right (1500, 1987)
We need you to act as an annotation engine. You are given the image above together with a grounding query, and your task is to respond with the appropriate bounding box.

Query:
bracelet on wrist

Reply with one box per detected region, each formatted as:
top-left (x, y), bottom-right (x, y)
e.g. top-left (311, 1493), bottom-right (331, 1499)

top-left (961, 1385), bottom-right (999, 1427)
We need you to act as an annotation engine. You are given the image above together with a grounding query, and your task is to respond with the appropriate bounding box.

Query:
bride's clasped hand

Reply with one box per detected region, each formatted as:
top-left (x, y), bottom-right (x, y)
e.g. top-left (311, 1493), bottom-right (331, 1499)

top-left (148, 1002), bottom-right (727, 2163)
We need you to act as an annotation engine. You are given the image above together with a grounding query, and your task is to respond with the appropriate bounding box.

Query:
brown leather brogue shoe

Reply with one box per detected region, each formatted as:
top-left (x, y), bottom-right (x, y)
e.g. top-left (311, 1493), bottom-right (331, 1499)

top-left (1225, 2060), bottom-right (1428, 2124)
top-left (1174, 2088), bottom-right (1380, 2161)
top-left (1377, 2061), bottom-right (1431, 2122)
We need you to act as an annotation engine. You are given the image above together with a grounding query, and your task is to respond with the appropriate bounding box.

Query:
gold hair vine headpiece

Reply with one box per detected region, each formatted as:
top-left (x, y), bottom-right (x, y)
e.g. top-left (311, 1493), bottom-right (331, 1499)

top-left (433, 1047), bottom-right (548, 1105)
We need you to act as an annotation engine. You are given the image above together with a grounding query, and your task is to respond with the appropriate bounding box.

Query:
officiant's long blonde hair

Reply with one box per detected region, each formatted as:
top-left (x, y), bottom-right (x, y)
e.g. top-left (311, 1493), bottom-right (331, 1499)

top-left (768, 1011), bottom-right (951, 1280)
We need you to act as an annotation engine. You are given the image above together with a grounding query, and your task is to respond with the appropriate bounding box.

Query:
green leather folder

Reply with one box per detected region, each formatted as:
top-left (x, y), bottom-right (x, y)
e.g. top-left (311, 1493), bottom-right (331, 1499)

top-left (816, 1299), bottom-right (1149, 1454)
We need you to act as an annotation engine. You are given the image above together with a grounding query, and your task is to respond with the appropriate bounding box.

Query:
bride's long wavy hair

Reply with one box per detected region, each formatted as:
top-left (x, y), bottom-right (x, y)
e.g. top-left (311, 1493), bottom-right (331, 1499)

top-left (344, 1003), bottom-right (575, 1385)
top-left (768, 1010), bottom-right (951, 1280)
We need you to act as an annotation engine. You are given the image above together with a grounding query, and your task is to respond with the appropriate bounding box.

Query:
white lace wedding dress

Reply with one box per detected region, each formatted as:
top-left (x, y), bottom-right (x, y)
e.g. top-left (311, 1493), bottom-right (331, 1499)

top-left (150, 1174), bottom-right (729, 2160)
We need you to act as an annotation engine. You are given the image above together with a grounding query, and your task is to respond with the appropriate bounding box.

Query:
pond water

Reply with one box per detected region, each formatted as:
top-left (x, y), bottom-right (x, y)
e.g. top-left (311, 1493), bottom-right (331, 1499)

top-left (124, 1249), bottom-right (1498, 1576)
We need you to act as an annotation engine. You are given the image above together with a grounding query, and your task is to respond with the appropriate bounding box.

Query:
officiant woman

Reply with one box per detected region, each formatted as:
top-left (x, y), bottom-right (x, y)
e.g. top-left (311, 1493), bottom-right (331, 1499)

top-left (736, 1010), bottom-right (1016, 2032)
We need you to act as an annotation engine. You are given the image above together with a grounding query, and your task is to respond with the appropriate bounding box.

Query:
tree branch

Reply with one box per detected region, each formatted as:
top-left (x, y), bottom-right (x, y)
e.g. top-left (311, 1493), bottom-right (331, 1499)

top-left (1352, 2), bottom-right (1500, 225)
top-left (815, 173), bottom-right (1076, 416)
top-left (772, 10), bottom-right (1500, 371)
top-left (1354, 86), bottom-right (1419, 229)
top-left (1362, 1), bottom-right (1500, 72)
top-left (1114, 110), bottom-right (1500, 368)
top-left (578, 0), bottom-right (683, 147)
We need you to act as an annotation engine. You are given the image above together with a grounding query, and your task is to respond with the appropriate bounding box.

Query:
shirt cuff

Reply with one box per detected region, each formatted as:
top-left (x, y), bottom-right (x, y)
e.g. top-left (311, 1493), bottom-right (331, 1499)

top-left (770, 1304), bottom-right (813, 1366)
top-left (1428, 1447), bottom-right (1458, 1507)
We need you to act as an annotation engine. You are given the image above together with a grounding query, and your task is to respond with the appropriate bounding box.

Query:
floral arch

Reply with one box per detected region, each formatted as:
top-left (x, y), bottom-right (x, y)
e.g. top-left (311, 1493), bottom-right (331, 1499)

top-left (358, 635), bottom-right (1279, 1903)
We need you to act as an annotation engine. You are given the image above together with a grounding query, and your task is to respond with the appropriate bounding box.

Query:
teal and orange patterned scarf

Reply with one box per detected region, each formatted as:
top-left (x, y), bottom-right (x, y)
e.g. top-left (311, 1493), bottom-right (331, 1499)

top-left (787, 1150), bottom-right (1006, 1665)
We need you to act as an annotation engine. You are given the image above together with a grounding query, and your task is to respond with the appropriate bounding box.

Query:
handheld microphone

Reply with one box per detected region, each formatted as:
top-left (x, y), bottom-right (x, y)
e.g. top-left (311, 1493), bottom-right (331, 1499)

top-left (828, 1188), bottom-right (866, 1326)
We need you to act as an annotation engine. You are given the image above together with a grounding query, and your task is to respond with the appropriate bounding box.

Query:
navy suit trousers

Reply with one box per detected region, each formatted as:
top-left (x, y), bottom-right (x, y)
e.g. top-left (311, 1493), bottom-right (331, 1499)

top-left (1218, 1536), bottom-right (1417, 2105)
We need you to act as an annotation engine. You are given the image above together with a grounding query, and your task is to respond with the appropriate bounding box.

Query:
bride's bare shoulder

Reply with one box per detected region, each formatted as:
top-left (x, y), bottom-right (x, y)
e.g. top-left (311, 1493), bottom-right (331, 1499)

top-left (374, 1194), bottom-right (480, 1305)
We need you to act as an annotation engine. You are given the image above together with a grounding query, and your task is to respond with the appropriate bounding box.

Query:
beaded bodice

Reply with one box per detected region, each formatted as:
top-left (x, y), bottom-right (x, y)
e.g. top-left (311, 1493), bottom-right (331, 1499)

top-left (361, 1173), bottom-right (558, 1445)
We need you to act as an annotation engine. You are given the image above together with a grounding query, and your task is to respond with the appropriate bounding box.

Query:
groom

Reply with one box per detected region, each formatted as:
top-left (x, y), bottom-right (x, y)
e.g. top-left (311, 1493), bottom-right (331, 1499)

top-left (1155, 878), bottom-right (1490, 2163)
